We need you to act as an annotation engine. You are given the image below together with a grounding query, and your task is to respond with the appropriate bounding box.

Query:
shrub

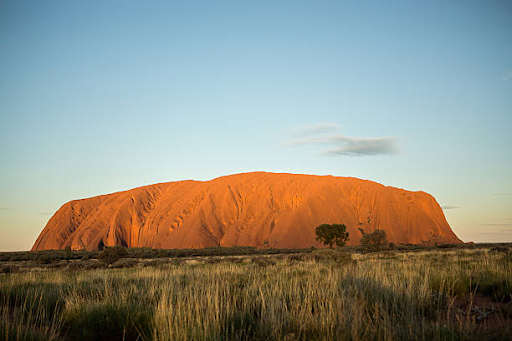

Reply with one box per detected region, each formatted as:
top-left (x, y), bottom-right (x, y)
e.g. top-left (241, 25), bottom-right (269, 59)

top-left (288, 254), bottom-right (305, 262)
top-left (253, 257), bottom-right (275, 267)
top-left (98, 246), bottom-right (128, 265)
top-left (111, 258), bottom-right (138, 269)
top-left (0, 265), bottom-right (20, 274)
top-left (65, 262), bottom-right (84, 271)
top-left (305, 251), bottom-right (355, 265)
top-left (360, 229), bottom-right (389, 252)
top-left (206, 258), bottom-right (222, 265)
top-left (490, 246), bottom-right (510, 254)
top-left (38, 253), bottom-right (59, 265)
top-left (330, 252), bottom-right (355, 265)
top-left (84, 262), bottom-right (106, 270)
top-left (436, 243), bottom-right (456, 249)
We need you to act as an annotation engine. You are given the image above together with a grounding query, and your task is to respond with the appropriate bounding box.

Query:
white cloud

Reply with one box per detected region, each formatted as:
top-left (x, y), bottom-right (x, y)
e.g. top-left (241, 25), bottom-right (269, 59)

top-left (503, 72), bottom-right (512, 81)
top-left (285, 124), bottom-right (401, 157)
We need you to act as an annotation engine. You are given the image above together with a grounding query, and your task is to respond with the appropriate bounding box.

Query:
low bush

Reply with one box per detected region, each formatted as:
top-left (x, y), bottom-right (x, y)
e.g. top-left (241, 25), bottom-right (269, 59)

top-left (38, 253), bottom-right (60, 265)
top-left (490, 246), bottom-right (510, 254)
top-left (65, 262), bottom-right (85, 271)
top-left (0, 265), bottom-right (19, 274)
top-left (305, 251), bottom-right (355, 265)
top-left (287, 254), bottom-right (305, 262)
top-left (83, 261), bottom-right (106, 271)
top-left (110, 258), bottom-right (139, 269)
top-left (98, 246), bottom-right (128, 265)
top-left (360, 229), bottom-right (389, 252)
top-left (252, 257), bottom-right (275, 267)
top-left (435, 243), bottom-right (457, 249)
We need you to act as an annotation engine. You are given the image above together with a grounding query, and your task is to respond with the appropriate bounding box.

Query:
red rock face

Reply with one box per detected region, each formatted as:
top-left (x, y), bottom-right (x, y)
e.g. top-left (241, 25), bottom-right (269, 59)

top-left (32, 172), bottom-right (461, 251)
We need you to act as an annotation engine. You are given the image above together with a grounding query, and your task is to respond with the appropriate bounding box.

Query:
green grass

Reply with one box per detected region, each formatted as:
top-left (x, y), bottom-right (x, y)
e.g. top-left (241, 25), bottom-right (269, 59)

top-left (1, 248), bottom-right (511, 340)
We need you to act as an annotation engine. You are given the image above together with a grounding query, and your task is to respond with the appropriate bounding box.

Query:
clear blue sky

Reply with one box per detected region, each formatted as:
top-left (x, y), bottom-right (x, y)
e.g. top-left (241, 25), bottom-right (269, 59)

top-left (1, 1), bottom-right (511, 251)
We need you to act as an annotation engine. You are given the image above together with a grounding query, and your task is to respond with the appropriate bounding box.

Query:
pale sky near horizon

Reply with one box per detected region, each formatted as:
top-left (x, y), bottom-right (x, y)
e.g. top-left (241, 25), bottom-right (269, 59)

top-left (1, 1), bottom-right (511, 251)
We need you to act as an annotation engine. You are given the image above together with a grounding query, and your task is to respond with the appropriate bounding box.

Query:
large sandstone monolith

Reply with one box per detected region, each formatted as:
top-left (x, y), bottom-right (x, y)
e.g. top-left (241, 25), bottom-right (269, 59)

top-left (32, 172), bottom-right (461, 250)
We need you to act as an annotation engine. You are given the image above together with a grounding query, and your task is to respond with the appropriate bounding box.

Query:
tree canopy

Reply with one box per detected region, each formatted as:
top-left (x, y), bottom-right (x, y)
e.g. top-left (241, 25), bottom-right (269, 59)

top-left (315, 224), bottom-right (350, 248)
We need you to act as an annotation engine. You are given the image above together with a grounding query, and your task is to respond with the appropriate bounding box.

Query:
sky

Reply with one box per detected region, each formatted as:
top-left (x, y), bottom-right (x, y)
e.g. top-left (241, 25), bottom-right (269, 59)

top-left (1, 1), bottom-right (511, 251)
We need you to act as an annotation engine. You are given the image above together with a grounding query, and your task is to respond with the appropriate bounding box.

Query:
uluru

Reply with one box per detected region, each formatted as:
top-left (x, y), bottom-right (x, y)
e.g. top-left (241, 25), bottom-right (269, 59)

top-left (32, 172), bottom-right (461, 251)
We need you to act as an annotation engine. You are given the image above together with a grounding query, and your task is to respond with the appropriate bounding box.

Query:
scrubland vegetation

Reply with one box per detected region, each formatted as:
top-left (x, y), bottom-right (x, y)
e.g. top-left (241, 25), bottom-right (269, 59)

top-left (1, 245), bottom-right (511, 340)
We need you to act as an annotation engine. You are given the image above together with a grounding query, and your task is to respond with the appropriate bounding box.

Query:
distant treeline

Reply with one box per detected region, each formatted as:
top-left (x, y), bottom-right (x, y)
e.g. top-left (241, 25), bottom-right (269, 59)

top-left (1, 243), bottom-right (510, 263)
top-left (1, 246), bottom-right (311, 263)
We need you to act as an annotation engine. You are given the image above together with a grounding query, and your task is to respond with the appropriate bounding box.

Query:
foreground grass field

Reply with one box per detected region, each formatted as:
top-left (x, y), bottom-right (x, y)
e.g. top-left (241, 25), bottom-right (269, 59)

top-left (1, 247), bottom-right (511, 340)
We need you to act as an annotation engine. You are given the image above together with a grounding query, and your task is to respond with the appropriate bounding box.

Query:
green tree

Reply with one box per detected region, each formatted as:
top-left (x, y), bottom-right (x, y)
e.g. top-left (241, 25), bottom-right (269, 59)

top-left (359, 228), bottom-right (389, 252)
top-left (315, 224), bottom-right (350, 248)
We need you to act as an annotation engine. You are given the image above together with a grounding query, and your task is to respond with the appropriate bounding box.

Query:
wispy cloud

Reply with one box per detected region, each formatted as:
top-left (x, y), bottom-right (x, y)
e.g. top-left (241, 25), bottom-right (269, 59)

top-left (442, 205), bottom-right (460, 210)
top-left (36, 212), bottom-right (52, 216)
top-left (290, 123), bottom-right (339, 136)
top-left (285, 123), bottom-right (401, 157)
top-left (321, 135), bottom-right (400, 156)
top-left (477, 231), bottom-right (512, 235)
top-left (503, 72), bottom-right (512, 81)
top-left (478, 223), bottom-right (512, 235)
top-left (0, 207), bottom-right (16, 211)
top-left (480, 223), bottom-right (512, 227)
top-left (493, 192), bottom-right (512, 196)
